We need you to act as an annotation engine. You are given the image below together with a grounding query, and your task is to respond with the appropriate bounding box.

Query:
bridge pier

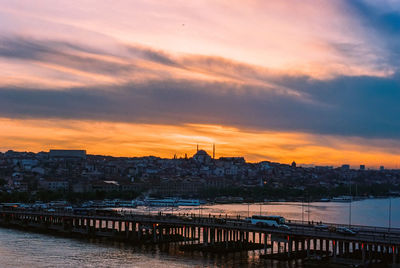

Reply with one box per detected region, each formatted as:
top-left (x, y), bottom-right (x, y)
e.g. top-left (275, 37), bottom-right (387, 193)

top-left (266, 234), bottom-right (270, 255)
top-left (2, 210), bottom-right (400, 263)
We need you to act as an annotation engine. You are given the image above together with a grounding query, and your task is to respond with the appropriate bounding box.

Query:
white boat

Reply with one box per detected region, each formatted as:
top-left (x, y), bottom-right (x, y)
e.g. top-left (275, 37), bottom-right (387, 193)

top-left (118, 200), bottom-right (137, 208)
top-left (145, 198), bottom-right (178, 207)
top-left (176, 199), bottom-right (200, 206)
top-left (331, 196), bottom-right (352, 202)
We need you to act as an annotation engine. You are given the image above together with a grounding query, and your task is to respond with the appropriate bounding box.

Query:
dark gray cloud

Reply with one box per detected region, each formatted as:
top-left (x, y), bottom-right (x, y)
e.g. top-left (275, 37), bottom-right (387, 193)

top-left (0, 35), bottom-right (399, 140)
top-left (126, 45), bottom-right (179, 67)
top-left (0, 73), bottom-right (399, 140)
top-left (0, 36), bottom-right (136, 75)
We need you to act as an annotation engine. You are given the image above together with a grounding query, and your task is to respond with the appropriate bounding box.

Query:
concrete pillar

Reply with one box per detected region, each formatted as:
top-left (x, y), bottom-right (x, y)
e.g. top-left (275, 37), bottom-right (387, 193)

top-left (225, 229), bottom-right (228, 249)
top-left (326, 240), bottom-right (330, 256)
top-left (333, 240), bottom-right (337, 258)
top-left (264, 234), bottom-right (268, 254)
top-left (362, 243), bottom-right (366, 264)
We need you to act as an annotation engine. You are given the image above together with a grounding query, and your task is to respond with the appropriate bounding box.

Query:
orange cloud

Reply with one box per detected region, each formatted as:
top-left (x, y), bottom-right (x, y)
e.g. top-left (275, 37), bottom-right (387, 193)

top-left (1, 118), bottom-right (399, 169)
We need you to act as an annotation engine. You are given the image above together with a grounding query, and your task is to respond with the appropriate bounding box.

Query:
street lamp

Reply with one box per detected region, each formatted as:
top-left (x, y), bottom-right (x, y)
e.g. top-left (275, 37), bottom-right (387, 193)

top-left (307, 196), bottom-right (310, 223)
top-left (349, 177), bottom-right (352, 227)
top-left (389, 197), bottom-right (392, 231)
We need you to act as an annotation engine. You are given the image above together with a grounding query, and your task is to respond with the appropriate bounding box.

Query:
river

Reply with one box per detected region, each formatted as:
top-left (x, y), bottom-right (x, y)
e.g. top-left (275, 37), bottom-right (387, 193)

top-left (0, 197), bottom-right (398, 267)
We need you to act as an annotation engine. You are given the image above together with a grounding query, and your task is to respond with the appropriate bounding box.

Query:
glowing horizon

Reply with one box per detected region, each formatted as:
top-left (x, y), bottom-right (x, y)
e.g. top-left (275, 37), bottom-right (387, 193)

top-left (1, 0), bottom-right (400, 168)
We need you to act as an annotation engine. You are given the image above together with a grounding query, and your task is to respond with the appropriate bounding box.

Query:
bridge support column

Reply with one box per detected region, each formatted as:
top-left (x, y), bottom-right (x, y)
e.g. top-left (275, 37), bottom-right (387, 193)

top-left (265, 233), bottom-right (268, 255)
top-left (326, 240), bottom-right (330, 256)
top-left (333, 240), bottom-right (337, 259)
top-left (153, 225), bottom-right (156, 243)
top-left (203, 228), bottom-right (207, 245)
top-left (345, 242), bottom-right (349, 257)
top-left (288, 238), bottom-right (292, 258)
top-left (138, 223), bottom-right (142, 240)
top-left (125, 222), bottom-right (129, 238)
top-left (362, 243), bottom-right (366, 265)
top-left (225, 229), bottom-right (228, 249)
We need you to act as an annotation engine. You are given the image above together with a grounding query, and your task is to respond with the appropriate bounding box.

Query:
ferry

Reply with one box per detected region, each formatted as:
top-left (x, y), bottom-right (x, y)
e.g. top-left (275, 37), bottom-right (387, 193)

top-left (176, 199), bottom-right (200, 206)
top-left (118, 200), bottom-right (137, 208)
top-left (331, 196), bottom-right (352, 202)
top-left (145, 198), bottom-right (178, 207)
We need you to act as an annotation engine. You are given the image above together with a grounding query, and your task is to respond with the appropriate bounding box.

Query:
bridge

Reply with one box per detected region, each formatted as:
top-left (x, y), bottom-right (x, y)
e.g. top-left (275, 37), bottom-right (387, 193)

top-left (1, 209), bottom-right (399, 266)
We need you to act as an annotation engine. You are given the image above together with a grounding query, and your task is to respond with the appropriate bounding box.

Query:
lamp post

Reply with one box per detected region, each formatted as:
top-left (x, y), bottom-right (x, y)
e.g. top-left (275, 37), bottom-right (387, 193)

top-left (349, 177), bottom-right (352, 227)
top-left (307, 196), bottom-right (310, 223)
top-left (389, 197), bottom-right (392, 231)
top-left (247, 203), bottom-right (250, 218)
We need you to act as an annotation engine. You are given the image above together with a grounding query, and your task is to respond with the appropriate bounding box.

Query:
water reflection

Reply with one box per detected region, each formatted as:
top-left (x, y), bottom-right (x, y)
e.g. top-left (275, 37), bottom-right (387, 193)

top-left (127, 197), bottom-right (400, 228)
top-left (0, 198), bottom-right (398, 267)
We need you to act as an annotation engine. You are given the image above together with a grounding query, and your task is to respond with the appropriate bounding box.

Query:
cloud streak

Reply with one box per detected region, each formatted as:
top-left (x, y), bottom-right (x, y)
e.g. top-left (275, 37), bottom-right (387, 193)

top-left (1, 1), bottom-right (400, 166)
top-left (0, 71), bottom-right (399, 140)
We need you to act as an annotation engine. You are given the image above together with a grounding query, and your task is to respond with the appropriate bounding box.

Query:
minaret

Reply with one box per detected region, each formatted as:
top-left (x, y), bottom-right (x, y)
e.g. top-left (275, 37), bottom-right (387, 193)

top-left (213, 143), bottom-right (215, 159)
top-left (197, 144), bottom-right (199, 152)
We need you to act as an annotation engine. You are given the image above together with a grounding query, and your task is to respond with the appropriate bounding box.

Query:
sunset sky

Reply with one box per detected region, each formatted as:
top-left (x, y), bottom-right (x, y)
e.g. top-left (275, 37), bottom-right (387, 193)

top-left (1, 0), bottom-right (400, 168)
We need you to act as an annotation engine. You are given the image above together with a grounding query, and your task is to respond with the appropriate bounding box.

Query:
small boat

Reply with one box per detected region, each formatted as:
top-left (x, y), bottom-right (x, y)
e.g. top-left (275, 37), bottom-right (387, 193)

top-left (331, 196), bottom-right (352, 202)
top-left (319, 198), bottom-right (330, 202)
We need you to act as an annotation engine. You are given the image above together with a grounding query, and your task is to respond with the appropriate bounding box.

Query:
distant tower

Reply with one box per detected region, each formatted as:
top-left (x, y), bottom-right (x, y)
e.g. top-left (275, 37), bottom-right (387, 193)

top-left (197, 144), bottom-right (199, 152)
top-left (213, 143), bottom-right (215, 159)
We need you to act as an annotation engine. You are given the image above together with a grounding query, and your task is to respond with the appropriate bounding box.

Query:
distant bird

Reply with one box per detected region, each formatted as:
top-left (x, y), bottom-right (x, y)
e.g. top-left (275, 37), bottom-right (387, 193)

top-left (182, 24), bottom-right (185, 26)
